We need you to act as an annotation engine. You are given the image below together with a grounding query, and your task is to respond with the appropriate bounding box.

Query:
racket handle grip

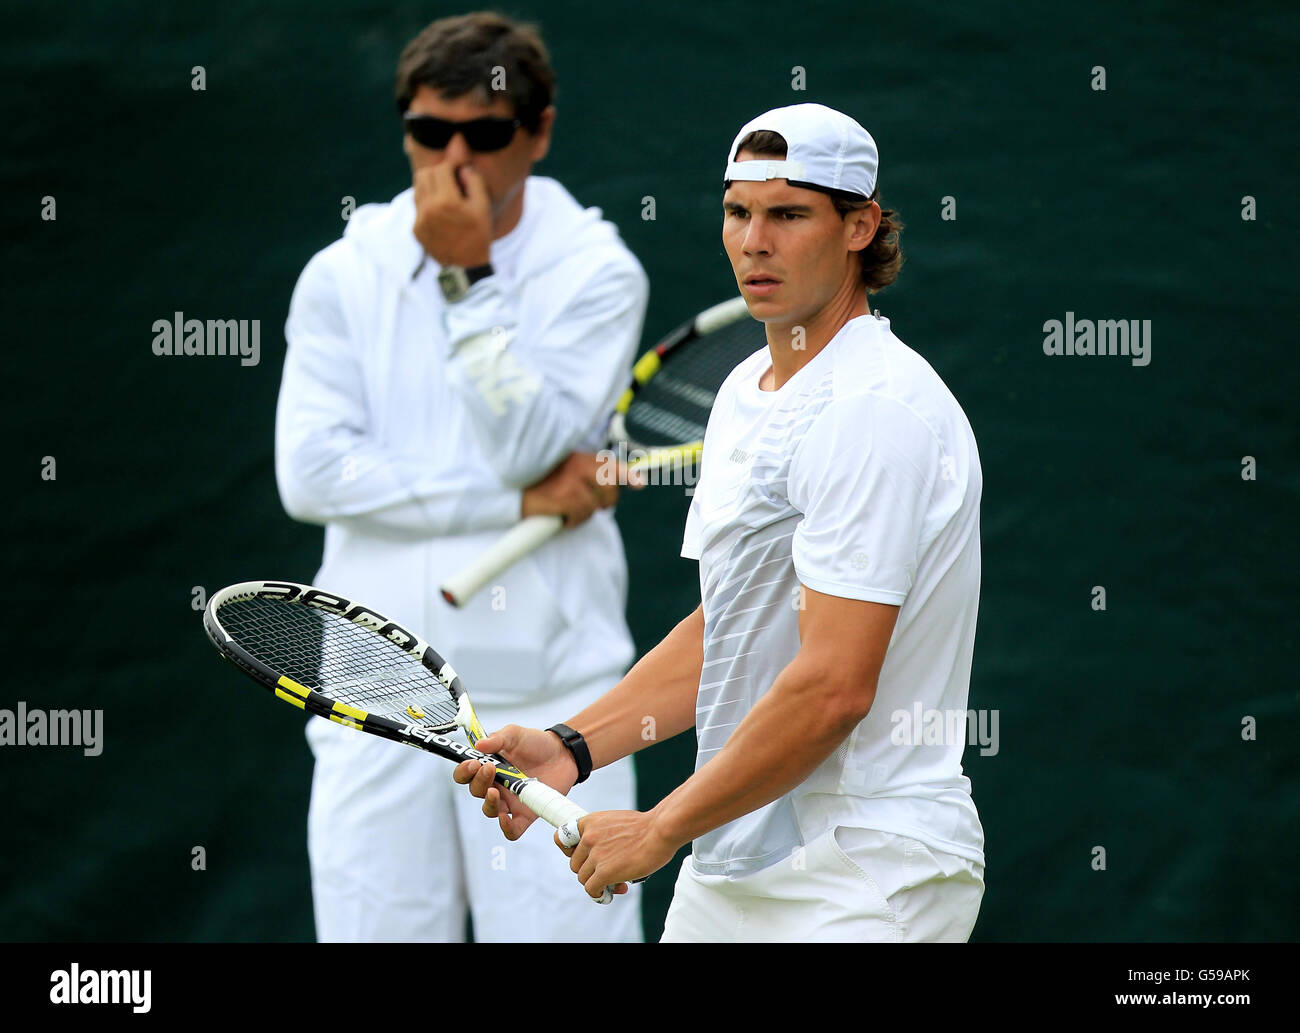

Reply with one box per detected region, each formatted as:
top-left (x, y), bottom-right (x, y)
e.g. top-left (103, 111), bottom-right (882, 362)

top-left (439, 515), bottom-right (564, 607)
top-left (516, 778), bottom-right (586, 830)
top-left (694, 294), bottom-right (752, 334)
top-left (516, 780), bottom-right (613, 906)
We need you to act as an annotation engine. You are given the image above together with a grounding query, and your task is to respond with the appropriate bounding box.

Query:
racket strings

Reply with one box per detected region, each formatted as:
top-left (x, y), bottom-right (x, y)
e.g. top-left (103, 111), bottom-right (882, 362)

top-left (218, 598), bottom-right (460, 729)
top-left (626, 318), bottom-right (767, 448)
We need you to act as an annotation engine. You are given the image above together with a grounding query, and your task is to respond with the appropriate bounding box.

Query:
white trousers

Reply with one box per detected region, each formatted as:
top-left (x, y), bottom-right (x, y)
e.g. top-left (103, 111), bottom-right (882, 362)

top-left (306, 682), bottom-right (642, 943)
top-left (661, 826), bottom-right (984, 942)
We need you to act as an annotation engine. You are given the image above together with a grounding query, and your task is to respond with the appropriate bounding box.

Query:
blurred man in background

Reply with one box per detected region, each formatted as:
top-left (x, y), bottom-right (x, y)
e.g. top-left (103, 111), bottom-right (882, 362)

top-left (275, 11), bottom-right (646, 942)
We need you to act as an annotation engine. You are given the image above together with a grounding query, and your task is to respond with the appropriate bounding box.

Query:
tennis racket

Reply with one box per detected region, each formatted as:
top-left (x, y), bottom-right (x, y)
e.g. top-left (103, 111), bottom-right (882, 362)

top-left (440, 294), bottom-right (765, 606)
top-left (203, 579), bottom-right (621, 904)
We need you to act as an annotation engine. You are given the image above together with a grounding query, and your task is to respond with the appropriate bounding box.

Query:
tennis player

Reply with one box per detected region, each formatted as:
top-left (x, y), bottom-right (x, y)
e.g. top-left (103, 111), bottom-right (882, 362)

top-left (456, 103), bottom-right (985, 941)
top-left (276, 12), bottom-right (645, 942)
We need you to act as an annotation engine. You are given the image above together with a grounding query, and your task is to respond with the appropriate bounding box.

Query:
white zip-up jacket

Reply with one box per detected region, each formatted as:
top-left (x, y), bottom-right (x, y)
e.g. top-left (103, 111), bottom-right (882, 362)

top-left (276, 176), bottom-right (646, 706)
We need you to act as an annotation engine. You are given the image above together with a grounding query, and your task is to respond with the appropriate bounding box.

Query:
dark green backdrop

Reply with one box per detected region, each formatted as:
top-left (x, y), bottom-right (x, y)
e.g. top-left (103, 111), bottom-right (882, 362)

top-left (2, 0), bottom-right (1296, 942)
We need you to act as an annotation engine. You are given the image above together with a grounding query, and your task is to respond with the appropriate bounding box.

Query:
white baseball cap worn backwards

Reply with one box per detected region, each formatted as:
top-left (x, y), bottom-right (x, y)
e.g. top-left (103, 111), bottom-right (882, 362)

top-left (723, 102), bottom-right (879, 200)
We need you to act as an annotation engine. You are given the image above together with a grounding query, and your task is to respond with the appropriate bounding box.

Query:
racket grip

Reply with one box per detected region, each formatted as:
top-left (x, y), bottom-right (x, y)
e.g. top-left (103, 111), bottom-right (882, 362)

top-left (439, 515), bottom-right (564, 607)
top-left (694, 294), bottom-right (751, 333)
top-left (516, 780), bottom-right (613, 906)
top-left (516, 778), bottom-right (587, 830)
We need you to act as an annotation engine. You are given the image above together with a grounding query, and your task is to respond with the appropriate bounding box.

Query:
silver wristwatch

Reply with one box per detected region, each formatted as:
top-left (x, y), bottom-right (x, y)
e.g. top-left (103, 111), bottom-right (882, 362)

top-left (437, 263), bottom-right (494, 303)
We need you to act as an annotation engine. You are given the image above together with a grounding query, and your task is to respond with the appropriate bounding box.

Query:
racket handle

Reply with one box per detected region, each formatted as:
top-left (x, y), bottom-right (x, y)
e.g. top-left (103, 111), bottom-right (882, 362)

top-left (516, 780), bottom-right (613, 906)
top-left (694, 294), bottom-right (751, 333)
top-left (439, 515), bottom-right (564, 607)
top-left (516, 778), bottom-right (586, 830)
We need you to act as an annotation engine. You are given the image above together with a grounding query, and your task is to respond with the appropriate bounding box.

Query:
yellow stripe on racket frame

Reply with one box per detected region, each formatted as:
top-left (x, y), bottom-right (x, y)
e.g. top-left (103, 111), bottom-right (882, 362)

top-left (329, 699), bottom-right (368, 730)
top-left (275, 676), bottom-right (310, 710)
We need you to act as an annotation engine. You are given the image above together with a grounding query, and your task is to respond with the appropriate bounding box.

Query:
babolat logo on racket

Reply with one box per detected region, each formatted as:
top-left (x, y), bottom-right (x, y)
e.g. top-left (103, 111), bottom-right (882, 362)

top-left (400, 723), bottom-right (527, 779)
top-left (401, 723), bottom-right (463, 750)
top-left (257, 581), bottom-right (422, 655)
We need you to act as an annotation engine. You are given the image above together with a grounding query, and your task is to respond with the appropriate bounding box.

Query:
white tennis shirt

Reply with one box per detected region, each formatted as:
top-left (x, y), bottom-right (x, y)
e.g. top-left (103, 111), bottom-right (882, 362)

top-left (682, 313), bottom-right (985, 876)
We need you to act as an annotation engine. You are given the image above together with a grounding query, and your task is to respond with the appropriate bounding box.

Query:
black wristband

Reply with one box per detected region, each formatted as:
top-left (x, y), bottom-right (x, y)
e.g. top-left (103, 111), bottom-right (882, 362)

top-left (465, 262), bottom-right (494, 286)
top-left (547, 723), bottom-right (592, 785)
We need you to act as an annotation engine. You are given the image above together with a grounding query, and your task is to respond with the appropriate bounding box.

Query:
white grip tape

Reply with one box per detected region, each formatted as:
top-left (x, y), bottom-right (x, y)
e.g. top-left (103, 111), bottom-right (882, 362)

top-left (693, 295), bottom-right (751, 335)
top-left (439, 515), bottom-right (564, 607)
top-left (516, 779), bottom-right (586, 830)
top-left (517, 782), bottom-right (613, 906)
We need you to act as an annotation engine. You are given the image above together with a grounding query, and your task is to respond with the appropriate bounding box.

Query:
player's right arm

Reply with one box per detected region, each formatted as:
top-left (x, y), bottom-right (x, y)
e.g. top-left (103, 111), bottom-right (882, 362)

top-left (567, 602), bottom-right (703, 768)
top-left (454, 603), bottom-right (703, 839)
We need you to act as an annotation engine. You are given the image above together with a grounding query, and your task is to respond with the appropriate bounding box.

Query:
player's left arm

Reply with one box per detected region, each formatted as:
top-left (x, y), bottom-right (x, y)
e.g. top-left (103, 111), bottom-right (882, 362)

top-left (561, 586), bottom-right (898, 897)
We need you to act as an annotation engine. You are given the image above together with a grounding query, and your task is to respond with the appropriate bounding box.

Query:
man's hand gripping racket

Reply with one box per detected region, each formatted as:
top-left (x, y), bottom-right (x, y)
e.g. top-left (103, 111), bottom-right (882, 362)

top-left (452, 724), bottom-right (634, 902)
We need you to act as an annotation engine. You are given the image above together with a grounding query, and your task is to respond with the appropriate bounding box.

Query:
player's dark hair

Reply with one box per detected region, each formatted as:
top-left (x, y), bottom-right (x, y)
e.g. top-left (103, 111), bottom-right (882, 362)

top-left (731, 129), bottom-right (904, 292)
top-left (395, 12), bottom-right (555, 132)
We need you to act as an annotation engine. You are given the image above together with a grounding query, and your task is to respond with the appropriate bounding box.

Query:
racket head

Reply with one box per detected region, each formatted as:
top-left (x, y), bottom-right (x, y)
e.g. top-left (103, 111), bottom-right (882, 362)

top-left (205, 581), bottom-right (619, 904)
top-left (616, 295), bottom-right (767, 451)
top-left (203, 580), bottom-right (482, 741)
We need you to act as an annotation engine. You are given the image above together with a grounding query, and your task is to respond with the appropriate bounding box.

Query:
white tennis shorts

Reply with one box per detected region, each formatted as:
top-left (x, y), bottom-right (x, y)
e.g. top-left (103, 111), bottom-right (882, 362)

top-left (660, 826), bottom-right (984, 942)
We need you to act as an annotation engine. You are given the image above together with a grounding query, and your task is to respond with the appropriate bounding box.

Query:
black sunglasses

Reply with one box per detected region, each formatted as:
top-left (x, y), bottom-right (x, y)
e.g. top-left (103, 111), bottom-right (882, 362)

top-left (402, 112), bottom-right (522, 152)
